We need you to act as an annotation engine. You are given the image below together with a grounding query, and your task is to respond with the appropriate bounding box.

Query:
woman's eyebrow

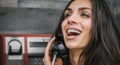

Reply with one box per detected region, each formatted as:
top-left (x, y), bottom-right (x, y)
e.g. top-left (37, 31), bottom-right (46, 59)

top-left (66, 7), bottom-right (92, 11)
top-left (78, 7), bottom-right (92, 11)
top-left (66, 8), bottom-right (72, 11)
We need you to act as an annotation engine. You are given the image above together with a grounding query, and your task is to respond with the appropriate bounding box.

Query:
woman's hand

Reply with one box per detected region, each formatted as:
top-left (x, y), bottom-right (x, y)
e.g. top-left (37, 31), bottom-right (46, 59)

top-left (43, 36), bottom-right (63, 65)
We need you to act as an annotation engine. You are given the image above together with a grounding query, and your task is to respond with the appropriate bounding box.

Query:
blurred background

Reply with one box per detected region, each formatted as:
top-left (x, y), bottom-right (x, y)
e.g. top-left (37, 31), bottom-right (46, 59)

top-left (0, 0), bottom-right (119, 34)
top-left (0, 0), bottom-right (119, 65)
top-left (0, 0), bottom-right (71, 34)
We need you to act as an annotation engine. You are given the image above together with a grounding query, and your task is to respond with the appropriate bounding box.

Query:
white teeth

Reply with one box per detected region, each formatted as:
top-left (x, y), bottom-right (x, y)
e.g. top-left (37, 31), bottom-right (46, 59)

top-left (67, 29), bottom-right (81, 34)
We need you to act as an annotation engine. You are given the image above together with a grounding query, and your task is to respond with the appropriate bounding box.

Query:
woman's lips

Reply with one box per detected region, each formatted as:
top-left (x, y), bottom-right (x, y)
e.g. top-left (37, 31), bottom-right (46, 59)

top-left (66, 28), bottom-right (82, 40)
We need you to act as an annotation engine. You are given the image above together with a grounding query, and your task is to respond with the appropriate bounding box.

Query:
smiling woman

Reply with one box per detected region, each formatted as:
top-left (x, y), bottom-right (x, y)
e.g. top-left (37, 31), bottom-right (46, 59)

top-left (43, 0), bottom-right (120, 65)
top-left (62, 0), bottom-right (92, 50)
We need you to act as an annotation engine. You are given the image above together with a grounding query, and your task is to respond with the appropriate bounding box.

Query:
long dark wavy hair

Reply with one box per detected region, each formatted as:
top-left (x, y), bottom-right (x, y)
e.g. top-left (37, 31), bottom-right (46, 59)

top-left (53, 0), bottom-right (120, 65)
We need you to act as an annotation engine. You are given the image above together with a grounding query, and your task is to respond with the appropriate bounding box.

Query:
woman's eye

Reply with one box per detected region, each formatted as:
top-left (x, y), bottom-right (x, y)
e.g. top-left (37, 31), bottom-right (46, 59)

top-left (81, 13), bottom-right (90, 18)
top-left (64, 13), bottom-right (71, 18)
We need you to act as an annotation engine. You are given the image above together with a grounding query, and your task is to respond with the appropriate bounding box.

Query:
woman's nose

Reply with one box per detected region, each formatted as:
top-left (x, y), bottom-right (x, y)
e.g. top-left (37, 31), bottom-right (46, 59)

top-left (67, 14), bottom-right (78, 25)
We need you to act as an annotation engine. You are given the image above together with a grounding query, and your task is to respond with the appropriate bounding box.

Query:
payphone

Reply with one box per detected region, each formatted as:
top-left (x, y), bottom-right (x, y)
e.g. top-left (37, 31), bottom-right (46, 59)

top-left (5, 36), bottom-right (25, 65)
top-left (0, 34), bottom-right (51, 65)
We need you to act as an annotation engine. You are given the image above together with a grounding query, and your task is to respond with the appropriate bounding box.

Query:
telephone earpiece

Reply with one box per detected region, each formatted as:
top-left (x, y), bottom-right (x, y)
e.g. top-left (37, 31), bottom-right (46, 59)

top-left (50, 33), bottom-right (68, 58)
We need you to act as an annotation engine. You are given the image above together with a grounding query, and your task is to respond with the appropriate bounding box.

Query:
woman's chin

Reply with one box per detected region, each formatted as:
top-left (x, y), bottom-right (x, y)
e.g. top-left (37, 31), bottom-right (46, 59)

top-left (66, 43), bottom-right (78, 49)
top-left (65, 42), bottom-right (86, 50)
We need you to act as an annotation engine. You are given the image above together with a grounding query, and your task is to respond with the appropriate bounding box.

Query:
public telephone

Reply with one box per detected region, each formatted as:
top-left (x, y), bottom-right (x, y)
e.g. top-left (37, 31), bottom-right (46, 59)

top-left (0, 34), bottom-right (51, 65)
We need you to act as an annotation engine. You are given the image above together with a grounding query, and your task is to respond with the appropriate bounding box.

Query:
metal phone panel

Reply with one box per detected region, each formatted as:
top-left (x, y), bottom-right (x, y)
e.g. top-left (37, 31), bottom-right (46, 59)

top-left (27, 37), bottom-right (50, 56)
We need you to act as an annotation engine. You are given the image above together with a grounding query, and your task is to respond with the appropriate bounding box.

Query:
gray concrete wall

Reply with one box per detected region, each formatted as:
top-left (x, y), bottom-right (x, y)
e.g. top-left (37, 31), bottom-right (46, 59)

top-left (0, 0), bottom-right (70, 9)
top-left (0, 0), bottom-right (119, 34)
top-left (0, 0), bottom-right (70, 34)
top-left (0, 7), bottom-right (63, 34)
top-left (0, 0), bottom-right (18, 7)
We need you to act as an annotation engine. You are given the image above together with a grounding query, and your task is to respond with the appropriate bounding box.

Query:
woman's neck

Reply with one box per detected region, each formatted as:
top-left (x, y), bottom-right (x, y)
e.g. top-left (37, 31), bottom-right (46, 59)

top-left (69, 49), bottom-right (83, 65)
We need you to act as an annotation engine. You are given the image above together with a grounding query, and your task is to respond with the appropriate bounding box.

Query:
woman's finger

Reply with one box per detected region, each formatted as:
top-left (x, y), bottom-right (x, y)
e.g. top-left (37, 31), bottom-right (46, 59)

top-left (45, 36), bottom-right (55, 58)
top-left (43, 36), bottom-right (56, 65)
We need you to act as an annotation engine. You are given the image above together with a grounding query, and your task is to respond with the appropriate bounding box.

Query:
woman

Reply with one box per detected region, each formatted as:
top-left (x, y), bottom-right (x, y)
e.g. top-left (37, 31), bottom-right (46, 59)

top-left (43, 0), bottom-right (120, 65)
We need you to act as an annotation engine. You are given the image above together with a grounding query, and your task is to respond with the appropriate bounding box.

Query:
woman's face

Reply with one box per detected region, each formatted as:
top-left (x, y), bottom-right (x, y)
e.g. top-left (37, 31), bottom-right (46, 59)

top-left (62, 0), bottom-right (92, 50)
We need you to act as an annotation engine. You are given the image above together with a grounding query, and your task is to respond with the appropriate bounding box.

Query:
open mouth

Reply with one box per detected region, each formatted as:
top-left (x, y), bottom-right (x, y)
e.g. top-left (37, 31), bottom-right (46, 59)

top-left (66, 28), bottom-right (81, 36)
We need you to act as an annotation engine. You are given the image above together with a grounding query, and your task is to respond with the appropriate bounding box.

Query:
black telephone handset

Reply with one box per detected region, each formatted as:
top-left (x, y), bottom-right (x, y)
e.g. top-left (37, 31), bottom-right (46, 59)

top-left (50, 33), bottom-right (68, 58)
top-left (50, 33), bottom-right (70, 65)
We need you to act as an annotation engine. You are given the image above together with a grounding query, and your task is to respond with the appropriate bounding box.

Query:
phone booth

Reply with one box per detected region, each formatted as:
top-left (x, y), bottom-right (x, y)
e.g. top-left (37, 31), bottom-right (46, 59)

top-left (0, 34), bottom-right (51, 65)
